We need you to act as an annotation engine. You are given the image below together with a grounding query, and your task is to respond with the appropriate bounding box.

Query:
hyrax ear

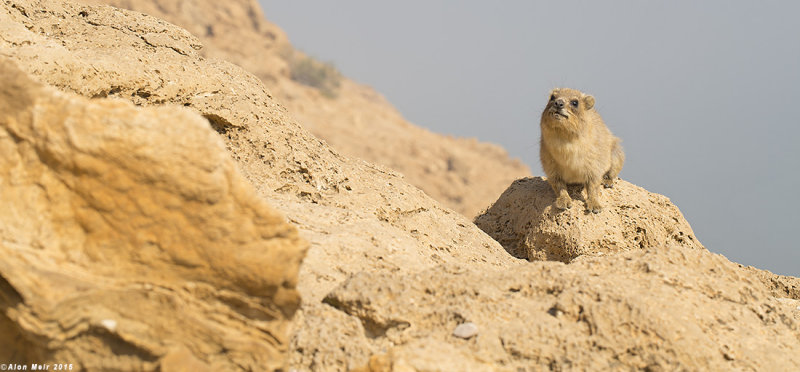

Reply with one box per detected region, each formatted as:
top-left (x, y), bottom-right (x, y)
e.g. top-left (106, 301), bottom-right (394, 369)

top-left (583, 95), bottom-right (595, 110)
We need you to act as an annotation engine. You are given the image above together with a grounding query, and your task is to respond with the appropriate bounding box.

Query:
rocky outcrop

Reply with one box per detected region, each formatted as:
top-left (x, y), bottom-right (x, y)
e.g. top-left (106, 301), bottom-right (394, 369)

top-left (2, 1), bottom-right (799, 371)
top-left (0, 59), bottom-right (305, 370)
top-left (1, 1), bottom-right (518, 369)
top-left (0, 0), bottom-right (514, 285)
top-left (334, 245), bottom-right (800, 371)
top-left (76, 0), bottom-right (532, 217)
top-left (475, 177), bottom-right (703, 261)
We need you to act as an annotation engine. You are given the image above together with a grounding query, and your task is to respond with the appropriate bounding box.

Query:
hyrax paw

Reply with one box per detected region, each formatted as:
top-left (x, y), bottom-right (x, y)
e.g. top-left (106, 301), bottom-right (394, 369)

top-left (555, 195), bottom-right (572, 210)
top-left (602, 176), bottom-right (615, 189)
top-left (586, 200), bottom-right (602, 214)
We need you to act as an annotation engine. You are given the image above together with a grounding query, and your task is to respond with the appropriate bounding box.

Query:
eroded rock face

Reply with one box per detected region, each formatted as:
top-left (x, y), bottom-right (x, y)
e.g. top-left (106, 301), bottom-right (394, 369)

top-left (0, 1), bottom-right (519, 369)
top-left (0, 59), bottom-right (305, 370)
top-left (3, 1), bottom-right (799, 371)
top-left (77, 0), bottom-right (532, 218)
top-left (475, 177), bottom-right (703, 261)
top-left (329, 245), bottom-right (800, 371)
top-left (0, 1), bottom-right (516, 298)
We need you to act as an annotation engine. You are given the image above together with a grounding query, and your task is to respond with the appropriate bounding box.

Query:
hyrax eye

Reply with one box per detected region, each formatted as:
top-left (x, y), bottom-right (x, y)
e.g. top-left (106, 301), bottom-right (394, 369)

top-left (550, 95), bottom-right (555, 101)
top-left (570, 100), bottom-right (579, 107)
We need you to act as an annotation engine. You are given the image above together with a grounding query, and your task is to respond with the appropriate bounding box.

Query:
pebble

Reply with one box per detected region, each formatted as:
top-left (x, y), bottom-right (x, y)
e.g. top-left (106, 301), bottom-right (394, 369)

top-left (100, 319), bottom-right (117, 332)
top-left (452, 322), bottom-right (478, 339)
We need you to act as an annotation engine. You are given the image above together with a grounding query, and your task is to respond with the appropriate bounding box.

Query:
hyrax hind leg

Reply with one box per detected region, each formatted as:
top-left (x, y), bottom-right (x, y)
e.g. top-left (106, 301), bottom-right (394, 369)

top-left (603, 139), bottom-right (625, 188)
top-left (547, 175), bottom-right (572, 210)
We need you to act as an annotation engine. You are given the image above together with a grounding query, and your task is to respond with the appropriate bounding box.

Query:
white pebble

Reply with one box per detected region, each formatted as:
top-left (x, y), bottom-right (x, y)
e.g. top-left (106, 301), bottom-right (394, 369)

top-left (452, 322), bottom-right (479, 339)
top-left (100, 319), bottom-right (117, 332)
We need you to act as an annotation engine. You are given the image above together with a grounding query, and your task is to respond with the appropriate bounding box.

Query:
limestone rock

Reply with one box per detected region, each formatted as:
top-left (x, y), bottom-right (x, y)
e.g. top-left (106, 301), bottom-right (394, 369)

top-left (0, 1), bottom-right (516, 299)
top-left (475, 177), bottom-right (703, 261)
top-left (77, 0), bottom-right (532, 217)
top-left (0, 1), bottom-right (519, 369)
top-left (327, 246), bottom-right (800, 371)
top-left (0, 59), bottom-right (305, 370)
top-left (4, 1), bottom-right (800, 371)
top-left (353, 338), bottom-right (499, 372)
top-left (742, 265), bottom-right (800, 299)
top-left (288, 303), bottom-right (375, 371)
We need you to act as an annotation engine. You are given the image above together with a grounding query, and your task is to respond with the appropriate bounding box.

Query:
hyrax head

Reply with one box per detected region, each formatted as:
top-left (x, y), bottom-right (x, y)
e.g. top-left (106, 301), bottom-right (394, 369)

top-left (541, 88), bottom-right (596, 126)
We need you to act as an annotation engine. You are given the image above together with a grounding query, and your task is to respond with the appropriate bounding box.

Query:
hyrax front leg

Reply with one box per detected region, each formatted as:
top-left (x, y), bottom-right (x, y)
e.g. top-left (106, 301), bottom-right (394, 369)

top-left (548, 176), bottom-right (572, 210)
top-left (585, 178), bottom-right (603, 213)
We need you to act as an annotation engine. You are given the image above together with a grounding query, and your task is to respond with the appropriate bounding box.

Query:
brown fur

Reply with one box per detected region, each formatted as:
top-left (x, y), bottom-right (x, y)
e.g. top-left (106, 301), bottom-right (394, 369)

top-left (539, 88), bottom-right (624, 213)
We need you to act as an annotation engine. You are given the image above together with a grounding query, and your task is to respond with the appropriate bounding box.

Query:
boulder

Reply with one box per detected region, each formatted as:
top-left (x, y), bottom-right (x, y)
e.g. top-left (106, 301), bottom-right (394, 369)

top-left (475, 177), bottom-right (703, 261)
top-left (0, 59), bottom-right (305, 370)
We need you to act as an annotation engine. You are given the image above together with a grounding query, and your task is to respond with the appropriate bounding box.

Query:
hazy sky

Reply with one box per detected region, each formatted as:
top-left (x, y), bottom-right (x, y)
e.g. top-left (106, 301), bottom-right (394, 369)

top-left (260, 1), bottom-right (800, 276)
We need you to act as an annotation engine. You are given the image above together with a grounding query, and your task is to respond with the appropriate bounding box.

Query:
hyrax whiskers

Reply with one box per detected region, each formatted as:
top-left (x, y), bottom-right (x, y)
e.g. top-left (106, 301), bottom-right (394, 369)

top-left (539, 88), bottom-right (624, 213)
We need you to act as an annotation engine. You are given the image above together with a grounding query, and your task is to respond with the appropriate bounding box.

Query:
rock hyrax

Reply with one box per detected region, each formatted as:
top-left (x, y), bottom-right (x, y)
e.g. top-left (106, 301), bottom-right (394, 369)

top-left (539, 88), bottom-right (624, 213)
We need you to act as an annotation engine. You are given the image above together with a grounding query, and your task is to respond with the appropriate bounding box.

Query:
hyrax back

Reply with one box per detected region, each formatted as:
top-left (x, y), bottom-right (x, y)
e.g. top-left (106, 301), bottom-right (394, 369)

top-left (539, 88), bottom-right (624, 213)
